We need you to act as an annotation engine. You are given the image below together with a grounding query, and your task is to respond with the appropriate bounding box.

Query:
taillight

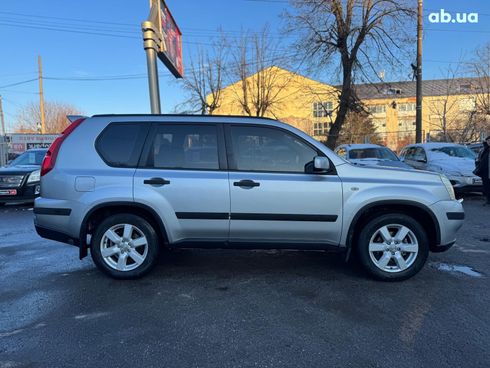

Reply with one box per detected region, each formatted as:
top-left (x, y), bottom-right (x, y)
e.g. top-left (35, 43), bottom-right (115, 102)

top-left (41, 118), bottom-right (86, 176)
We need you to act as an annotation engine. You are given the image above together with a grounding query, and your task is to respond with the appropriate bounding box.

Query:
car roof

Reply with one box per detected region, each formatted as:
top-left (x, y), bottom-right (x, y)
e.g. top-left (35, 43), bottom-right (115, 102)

top-left (403, 142), bottom-right (467, 149)
top-left (336, 143), bottom-right (383, 150)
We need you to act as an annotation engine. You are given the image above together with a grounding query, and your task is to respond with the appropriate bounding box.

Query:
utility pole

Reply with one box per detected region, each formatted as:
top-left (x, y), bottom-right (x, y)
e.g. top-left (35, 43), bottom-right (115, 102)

top-left (0, 96), bottom-right (5, 136)
top-left (415, 0), bottom-right (423, 143)
top-left (142, 21), bottom-right (162, 114)
top-left (38, 55), bottom-right (46, 134)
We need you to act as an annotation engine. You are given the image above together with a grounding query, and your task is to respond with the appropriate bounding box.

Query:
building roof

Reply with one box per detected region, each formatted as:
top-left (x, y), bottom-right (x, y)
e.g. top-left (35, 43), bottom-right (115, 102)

top-left (350, 77), bottom-right (482, 100)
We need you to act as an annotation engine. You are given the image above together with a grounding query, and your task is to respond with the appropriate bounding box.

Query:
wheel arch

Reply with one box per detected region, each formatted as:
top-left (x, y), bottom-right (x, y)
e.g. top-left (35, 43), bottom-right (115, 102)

top-left (79, 201), bottom-right (169, 259)
top-left (346, 200), bottom-right (441, 256)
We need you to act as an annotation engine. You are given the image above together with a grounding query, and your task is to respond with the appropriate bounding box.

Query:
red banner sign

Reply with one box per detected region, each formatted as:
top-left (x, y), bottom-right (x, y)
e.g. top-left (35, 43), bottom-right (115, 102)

top-left (157, 1), bottom-right (183, 78)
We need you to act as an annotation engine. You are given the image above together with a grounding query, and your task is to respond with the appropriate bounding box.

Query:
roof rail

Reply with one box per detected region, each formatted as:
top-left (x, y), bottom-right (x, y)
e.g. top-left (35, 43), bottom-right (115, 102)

top-left (67, 115), bottom-right (87, 123)
top-left (90, 113), bottom-right (278, 122)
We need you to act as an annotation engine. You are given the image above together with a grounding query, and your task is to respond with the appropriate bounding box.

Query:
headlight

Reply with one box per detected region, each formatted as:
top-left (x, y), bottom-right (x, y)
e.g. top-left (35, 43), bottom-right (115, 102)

top-left (440, 174), bottom-right (456, 200)
top-left (27, 170), bottom-right (40, 184)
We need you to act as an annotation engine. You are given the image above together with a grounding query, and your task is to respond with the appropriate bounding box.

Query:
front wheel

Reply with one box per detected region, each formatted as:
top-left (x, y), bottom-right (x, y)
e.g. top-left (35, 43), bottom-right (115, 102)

top-left (90, 214), bottom-right (160, 279)
top-left (357, 214), bottom-right (429, 281)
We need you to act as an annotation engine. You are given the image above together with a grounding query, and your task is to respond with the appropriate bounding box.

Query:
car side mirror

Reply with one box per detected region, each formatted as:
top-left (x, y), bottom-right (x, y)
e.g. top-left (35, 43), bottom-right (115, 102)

top-left (416, 158), bottom-right (427, 163)
top-left (313, 156), bottom-right (330, 172)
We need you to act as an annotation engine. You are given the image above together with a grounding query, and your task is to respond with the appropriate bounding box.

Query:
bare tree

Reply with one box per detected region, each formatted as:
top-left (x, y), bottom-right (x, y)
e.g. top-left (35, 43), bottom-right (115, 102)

top-left (286, 0), bottom-right (415, 148)
top-left (471, 43), bottom-right (490, 119)
top-left (180, 38), bottom-right (227, 115)
top-left (230, 27), bottom-right (293, 117)
top-left (426, 67), bottom-right (464, 142)
top-left (427, 65), bottom-right (484, 143)
top-left (15, 101), bottom-right (82, 134)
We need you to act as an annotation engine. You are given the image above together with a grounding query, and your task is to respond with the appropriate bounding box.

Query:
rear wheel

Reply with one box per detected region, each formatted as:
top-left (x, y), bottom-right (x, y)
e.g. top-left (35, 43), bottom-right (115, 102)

top-left (90, 214), bottom-right (160, 279)
top-left (356, 214), bottom-right (429, 281)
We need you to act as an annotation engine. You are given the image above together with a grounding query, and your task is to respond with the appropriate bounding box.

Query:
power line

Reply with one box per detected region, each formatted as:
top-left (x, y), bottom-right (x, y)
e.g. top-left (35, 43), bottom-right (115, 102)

top-left (0, 79), bottom-right (38, 89)
top-left (0, 10), bottom-right (285, 37)
top-left (426, 28), bottom-right (490, 34)
top-left (0, 10), bottom-right (137, 27)
top-left (0, 21), bottom-right (216, 47)
top-left (0, 89), bottom-right (38, 95)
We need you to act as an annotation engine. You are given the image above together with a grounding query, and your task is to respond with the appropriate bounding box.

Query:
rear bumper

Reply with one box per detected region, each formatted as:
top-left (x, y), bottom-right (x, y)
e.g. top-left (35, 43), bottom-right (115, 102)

top-left (35, 225), bottom-right (80, 247)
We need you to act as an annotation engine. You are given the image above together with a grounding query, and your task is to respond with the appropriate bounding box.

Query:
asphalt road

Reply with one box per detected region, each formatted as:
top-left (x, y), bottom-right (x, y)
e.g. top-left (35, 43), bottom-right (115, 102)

top-left (0, 198), bottom-right (489, 368)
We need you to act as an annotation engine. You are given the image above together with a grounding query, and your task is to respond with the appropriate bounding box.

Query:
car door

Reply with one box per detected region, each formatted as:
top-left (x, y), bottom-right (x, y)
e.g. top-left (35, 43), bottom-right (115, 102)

top-left (401, 147), bottom-right (417, 168)
top-left (225, 124), bottom-right (342, 245)
top-left (133, 123), bottom-right (230, 243)
top-left (410, 147), bottom-right (428, 170)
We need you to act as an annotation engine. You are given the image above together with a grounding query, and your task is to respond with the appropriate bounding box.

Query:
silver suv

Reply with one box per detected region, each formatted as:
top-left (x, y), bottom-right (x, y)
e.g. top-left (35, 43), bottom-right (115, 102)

top-left (34, 115), bottom-right (464, 281)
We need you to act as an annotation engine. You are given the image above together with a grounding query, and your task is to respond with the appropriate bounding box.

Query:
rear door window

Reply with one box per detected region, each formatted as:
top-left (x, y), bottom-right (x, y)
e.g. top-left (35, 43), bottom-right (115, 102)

top-left (144, 124), bottom-right (220, 170)
top-left (96, 123), bottom-right (149, 167)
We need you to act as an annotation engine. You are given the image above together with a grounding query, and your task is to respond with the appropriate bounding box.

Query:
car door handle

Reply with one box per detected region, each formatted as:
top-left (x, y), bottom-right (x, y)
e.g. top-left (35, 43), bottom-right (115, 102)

top-left (233, 180), bottom-right (260, 188)
top-left (144, 177), bottom-right (171, 186)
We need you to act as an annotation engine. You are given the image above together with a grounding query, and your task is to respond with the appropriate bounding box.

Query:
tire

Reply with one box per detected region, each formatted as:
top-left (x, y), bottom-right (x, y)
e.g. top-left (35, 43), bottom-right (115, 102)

top-left (356, 213), bottom-right (429, 281)
top-left (90, 213), bottom-right (160, 279)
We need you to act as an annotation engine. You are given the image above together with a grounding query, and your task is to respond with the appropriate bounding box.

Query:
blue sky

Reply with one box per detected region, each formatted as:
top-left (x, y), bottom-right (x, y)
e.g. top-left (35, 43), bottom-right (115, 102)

top-left (0, 0), bottom-right (489, 132)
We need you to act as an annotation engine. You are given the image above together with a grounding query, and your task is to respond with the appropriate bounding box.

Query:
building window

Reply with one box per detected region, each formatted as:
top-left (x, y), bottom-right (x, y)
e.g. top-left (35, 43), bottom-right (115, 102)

top-left (313, 122), bottom-right (330, 136)
top-left (373, 119), bottom-right (387, 131)
top-left (398, 119), bottom-right (415, 131)
top-left (312, 102), bottom-right (333, 118)
top-left (382, 88), bottom-right (402, 95)
top-left (398, 102), bottom-right (416, 112)
top-left (459, 84), bottom-right (473, 93)
top-left (459, 98), bottom-right (476, 111)
top-left (368, 105), bottom-right (386, 114)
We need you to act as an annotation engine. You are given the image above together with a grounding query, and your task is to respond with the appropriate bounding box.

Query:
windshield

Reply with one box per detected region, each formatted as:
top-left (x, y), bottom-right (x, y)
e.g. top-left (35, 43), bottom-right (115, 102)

top-left (430, 146), bottom-right (476, 159)
top-left (348, 148), bottom-right (399, 161)
top-left (9, 150), bottom-right (47, 166)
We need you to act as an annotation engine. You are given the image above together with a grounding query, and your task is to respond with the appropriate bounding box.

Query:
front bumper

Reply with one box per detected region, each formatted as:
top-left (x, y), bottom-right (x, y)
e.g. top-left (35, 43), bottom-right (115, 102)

top-left (0, 183), bottom-right (40, 203)
top-left (429, 200), bottom-right (465, 252)
top-left (448, 175), bottom-right (483, 193)
top-left (431, 240), bottom-right (456, 253)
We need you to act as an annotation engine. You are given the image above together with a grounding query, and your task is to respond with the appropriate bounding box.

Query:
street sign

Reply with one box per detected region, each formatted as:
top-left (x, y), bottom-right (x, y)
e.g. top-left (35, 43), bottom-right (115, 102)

top-left (9, 134), bottom-right (59, 154)
top-left (153, 0), bottom-right (183, 78)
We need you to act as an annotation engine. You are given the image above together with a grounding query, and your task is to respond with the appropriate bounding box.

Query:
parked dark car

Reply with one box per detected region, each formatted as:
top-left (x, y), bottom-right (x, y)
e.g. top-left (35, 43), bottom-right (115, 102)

top-left (467, 143), bottom-right (483, 155)
top-left (0, 149), bottom-right (47, 205)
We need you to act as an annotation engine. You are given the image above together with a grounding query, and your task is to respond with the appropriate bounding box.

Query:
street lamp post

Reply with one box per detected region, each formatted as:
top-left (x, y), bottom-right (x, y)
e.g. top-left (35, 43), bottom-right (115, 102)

top-left (141, 21), bottom-right (162, 114)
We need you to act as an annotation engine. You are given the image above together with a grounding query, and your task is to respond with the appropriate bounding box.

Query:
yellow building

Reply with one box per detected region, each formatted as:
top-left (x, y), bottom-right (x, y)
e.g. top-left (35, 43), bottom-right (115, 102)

top-left (212, 66), bottom-right (485, 151)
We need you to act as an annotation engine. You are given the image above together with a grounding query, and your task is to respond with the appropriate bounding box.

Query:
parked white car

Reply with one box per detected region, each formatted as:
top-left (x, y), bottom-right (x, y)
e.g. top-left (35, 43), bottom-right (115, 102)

top-left (334, 144), bottom-right (413, 170)
top-left (399, 143), bottom-right (482, 193)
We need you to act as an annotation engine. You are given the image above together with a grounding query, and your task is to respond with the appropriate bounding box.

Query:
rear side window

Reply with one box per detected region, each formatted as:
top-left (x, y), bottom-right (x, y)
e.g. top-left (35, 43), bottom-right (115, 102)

top-left (96, 123), bottom-right (149, 167)
top-left (144, 124), bottom-right (219, 170)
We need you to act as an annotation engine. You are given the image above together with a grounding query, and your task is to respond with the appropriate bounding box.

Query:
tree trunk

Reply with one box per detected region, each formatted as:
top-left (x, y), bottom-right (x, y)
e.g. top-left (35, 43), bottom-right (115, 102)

top-left (325, 65), bottom-right (352, 149)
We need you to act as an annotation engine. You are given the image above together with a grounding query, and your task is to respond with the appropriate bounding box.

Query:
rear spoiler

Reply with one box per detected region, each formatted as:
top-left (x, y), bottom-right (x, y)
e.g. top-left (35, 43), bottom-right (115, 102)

top-left (67, 115), bottom-right (87, 123)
